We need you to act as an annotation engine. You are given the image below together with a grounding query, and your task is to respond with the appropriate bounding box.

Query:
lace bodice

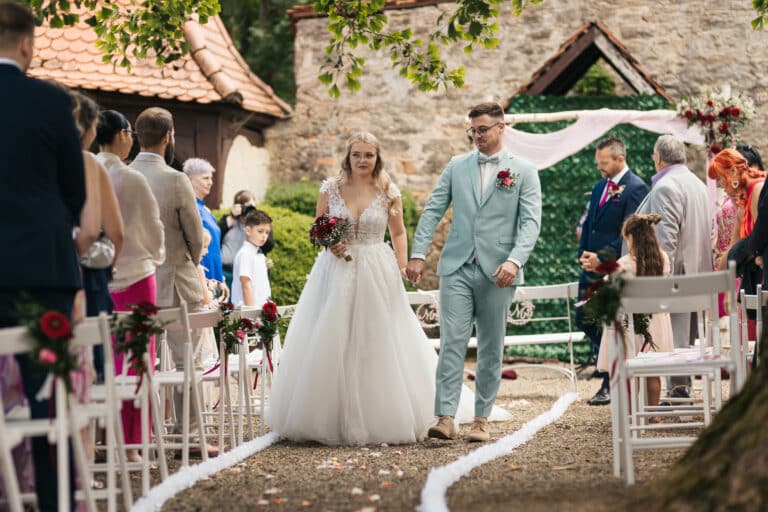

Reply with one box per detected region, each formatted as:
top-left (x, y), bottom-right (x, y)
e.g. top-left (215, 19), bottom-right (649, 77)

top-left (320, 179), bottom-right (400, 245)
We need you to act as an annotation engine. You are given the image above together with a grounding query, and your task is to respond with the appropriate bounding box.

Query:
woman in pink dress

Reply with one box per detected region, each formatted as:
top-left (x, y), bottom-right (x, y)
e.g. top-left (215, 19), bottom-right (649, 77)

top-left (96, 110), bottom-right (165, 462)
top-left (708, 148), bottom-right (766, 339)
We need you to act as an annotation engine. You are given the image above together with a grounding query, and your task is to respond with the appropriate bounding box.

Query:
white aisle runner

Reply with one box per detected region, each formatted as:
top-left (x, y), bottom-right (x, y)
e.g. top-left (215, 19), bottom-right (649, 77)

top-left (132, 432), bottom-right (279, 511)
top-left (419, 392), bottom-right (579, 512)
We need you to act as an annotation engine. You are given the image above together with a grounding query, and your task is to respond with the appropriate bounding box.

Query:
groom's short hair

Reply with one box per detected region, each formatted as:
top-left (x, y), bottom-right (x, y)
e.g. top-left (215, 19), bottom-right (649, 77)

top-left (596, 136), bottom-right (626, 159)
top-left (468, 102), bottom-right (504, 120)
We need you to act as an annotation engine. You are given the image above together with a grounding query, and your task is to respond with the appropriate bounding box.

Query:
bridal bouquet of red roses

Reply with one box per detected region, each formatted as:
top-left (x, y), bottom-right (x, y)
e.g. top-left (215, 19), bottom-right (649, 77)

top-left (309, 213), bottom-right (352, 261)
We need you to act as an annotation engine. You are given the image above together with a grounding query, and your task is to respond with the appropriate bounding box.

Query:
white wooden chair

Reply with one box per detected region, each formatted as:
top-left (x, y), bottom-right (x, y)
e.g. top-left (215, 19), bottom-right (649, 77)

top-left (90, 311), bottom-right (170, 497)
top-left (0, 315), bottom-right (117, 512)
top-left (407, 283), bottom-right (585, 390)
top-left (154, 304), bottom-right (216, 467)
top-left (608, 265), bottom-right (743, 484)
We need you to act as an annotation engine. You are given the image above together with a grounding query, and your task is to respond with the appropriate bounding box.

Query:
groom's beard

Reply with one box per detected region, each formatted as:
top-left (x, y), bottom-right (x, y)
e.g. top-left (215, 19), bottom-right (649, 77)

top-left (164, 140), bottom-right (175, 166)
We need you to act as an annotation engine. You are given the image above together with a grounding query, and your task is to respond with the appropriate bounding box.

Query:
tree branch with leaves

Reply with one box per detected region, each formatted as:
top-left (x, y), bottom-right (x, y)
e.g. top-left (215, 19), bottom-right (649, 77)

top-left (22, 0), bottom-right (220, 69)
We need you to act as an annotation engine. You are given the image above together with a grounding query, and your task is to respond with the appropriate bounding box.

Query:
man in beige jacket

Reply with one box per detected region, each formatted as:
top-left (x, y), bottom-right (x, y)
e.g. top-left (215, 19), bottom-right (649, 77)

top-left (131, 107), bottom-right (213, 452)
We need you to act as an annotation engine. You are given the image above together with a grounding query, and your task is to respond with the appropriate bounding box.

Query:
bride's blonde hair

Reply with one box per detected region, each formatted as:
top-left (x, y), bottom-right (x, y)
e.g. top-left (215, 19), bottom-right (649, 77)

top-left (337, 131), bottom-right (400, 215)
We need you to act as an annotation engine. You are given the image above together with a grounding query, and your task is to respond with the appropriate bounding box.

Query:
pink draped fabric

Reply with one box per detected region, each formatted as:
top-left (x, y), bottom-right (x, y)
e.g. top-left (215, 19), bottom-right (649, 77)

top-left (110, 274), bottom-right (157, 444)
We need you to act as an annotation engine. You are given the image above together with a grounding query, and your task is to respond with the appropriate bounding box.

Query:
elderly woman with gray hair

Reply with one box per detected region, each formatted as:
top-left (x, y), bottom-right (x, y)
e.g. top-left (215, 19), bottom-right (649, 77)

top-left (182, 158), bottom-right (228, 300)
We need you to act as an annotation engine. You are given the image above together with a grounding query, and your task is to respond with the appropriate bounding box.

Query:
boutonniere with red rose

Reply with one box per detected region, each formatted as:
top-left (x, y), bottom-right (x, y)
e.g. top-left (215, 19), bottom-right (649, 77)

top-left (496, 169), bottom-right (519, 190)
top-left (16, 300), bottom-right (79, 392)
top-left (606, 182), bottom-right (626, 200)
top-left (111, 301), bottom-right (167, 392)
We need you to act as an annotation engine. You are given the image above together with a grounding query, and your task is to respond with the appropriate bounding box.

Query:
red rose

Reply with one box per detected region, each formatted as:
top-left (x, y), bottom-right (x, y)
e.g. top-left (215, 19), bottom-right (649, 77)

top-left (706, 99), bottom-right (714, 107)
top-left (38, 348), bottom-right (58, 365)
top-left (134, 301), bottom-right (158, 316)
top-left (718, 108), bottom-right (729, 118)
top-left (240, 318), bottom-right (255, 330)
top-left (497, 170), bottom-right (511, 179)
top-left (730, 107), bottom-right (740, 118)
top-left (264, 313), bottom-right (278, 323)
top-left (684, 109), bottom-right (695, 120)
top-left (710, 144), bottom-right (722, 155)
top-left (718, 121), bottom-right (729, 134)
top-left (39, 311), bottom-right (72, 339)
top-left (595, 259), bottom-right (619, 275)
top-left (262, 301), bottom-right (278, 315)
top-left (581, 280), bottom-right (603, 301)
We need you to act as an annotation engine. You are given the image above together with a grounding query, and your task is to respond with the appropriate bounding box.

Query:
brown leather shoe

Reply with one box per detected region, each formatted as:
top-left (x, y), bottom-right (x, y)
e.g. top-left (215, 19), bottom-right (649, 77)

top-left (427, 416), bottom-right (456, 440)
top-left (466, 417), bottom-right (490, 442)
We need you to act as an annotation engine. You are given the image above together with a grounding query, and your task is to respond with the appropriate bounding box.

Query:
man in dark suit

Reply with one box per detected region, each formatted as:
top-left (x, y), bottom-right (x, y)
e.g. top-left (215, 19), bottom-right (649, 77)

top-left (576, 136), bottom-right (649, 405)
top-left (0, 2), bottom-right (86, 509)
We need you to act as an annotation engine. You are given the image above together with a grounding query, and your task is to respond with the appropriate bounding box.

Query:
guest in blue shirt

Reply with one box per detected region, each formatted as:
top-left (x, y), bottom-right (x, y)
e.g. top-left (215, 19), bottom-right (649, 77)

top-left (183, 158), bottom-right (228, 299)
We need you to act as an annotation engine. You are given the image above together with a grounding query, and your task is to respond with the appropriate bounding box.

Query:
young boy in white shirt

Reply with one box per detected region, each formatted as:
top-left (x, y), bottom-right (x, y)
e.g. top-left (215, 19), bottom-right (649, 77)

top-left (231, 210), bottom-right (272, 306)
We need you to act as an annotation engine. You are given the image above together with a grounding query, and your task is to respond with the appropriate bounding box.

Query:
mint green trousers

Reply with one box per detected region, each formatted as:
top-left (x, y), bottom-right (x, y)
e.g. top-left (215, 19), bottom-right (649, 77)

top-left (435, 261), bottom-right (516, 418)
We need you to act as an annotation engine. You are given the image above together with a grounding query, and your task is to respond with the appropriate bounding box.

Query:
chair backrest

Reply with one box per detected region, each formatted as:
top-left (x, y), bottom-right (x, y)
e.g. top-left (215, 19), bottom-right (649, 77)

top-left (407, 282), bottom-right (581, 335)
top-left (186, 309), bottom-right (222, 330)
top-left (0, 316), bottom-right (104, 356)
top-left (621, 265), bottom-right (737, 357)
top-left (620, 267), bottom-right (734, 316)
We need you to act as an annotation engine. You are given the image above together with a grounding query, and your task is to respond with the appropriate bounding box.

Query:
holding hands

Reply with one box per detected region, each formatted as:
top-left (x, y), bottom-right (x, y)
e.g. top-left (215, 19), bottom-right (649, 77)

top-left (405, 258), bottom-right (424, 285)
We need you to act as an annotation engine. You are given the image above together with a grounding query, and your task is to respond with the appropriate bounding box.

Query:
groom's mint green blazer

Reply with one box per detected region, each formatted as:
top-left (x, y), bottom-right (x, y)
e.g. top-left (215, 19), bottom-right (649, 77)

top-left (412, 150), bottom-right (541, 283)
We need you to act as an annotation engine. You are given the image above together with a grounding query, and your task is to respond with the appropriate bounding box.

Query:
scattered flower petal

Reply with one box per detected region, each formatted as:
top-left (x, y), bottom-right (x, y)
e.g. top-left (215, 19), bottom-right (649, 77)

top-left (263, 487), bottom-right (281, 495)
top-left (381, 481), bottom-right (393, 488)
top-left (378, 469), bottom-right (390, 475)
top-left (351, 487), bottom-right (364, 495)
top-left (257, 499), bottom-right (269, 506)
top-left (369, 494), bottom-right (380, 502)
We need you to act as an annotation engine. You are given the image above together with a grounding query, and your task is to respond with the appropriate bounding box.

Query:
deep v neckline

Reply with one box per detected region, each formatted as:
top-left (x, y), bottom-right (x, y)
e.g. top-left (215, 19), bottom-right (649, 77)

top-left (338, 187), bottom-right (383, 221)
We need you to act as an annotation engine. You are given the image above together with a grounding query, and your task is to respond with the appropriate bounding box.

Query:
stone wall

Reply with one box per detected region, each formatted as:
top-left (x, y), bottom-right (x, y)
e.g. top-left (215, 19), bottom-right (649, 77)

top-left (269, 1), bottom-right (767, 192)
top-left (265, 0), bottom-right (768, 285)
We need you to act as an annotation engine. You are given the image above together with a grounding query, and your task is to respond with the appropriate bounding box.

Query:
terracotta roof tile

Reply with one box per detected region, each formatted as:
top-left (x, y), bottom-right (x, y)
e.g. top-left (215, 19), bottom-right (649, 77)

top-left (30, 2), bottom-right (291, 119)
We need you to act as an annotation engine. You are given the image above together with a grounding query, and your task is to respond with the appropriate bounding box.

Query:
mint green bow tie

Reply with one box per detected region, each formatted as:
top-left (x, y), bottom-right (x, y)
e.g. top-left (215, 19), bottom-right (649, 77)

top-left (478, 154), bottom-right (500, 164)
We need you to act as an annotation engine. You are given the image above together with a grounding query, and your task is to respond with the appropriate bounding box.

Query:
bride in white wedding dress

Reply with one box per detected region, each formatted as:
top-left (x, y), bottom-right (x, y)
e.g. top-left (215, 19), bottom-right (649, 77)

top-left (267, 132), bottom-right (510, 445)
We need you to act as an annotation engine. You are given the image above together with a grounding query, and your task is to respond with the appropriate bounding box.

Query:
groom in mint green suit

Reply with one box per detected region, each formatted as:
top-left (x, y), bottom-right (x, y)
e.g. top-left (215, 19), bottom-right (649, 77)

top-left (406, 103), bottom-right (541, 442)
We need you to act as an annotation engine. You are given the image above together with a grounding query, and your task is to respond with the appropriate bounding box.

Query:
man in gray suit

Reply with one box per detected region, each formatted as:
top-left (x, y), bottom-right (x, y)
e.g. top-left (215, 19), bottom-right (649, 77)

top-left (131, 108), bottom-right (212, 451)
top-left (635, 134), bottom-right (713, 397)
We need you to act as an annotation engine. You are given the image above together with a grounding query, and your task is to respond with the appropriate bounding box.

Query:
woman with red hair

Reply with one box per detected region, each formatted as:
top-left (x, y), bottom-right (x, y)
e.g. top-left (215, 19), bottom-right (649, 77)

top-left (708, 148), bottom-right (766, 336)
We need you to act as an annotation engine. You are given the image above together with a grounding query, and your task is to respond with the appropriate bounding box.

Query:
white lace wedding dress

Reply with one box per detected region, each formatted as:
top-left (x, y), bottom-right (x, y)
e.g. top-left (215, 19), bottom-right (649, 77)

top-left (266, 179), bottom-right (511, 445)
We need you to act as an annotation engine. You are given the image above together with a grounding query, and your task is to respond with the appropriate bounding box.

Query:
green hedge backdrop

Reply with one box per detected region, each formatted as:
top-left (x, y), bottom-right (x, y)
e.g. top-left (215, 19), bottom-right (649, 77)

top-left (503, 94), bottom-right (669, 362)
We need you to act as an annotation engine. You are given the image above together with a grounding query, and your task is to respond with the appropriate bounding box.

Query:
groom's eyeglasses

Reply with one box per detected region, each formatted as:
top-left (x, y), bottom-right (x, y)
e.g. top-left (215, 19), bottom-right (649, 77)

top-left (466, 123), bottom-right (501, 137)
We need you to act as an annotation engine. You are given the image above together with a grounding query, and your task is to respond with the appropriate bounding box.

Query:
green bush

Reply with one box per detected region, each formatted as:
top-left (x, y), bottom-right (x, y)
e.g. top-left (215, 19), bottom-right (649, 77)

top-left (264, 180), bottom-right (320, 217)
top-left (259, 205), bottom-right (315, 306)
top-left (504, 94), bottom-right (669, 362)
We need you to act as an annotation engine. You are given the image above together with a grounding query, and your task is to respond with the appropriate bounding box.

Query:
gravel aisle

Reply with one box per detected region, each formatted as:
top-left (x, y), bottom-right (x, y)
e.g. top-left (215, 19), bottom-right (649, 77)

top-left (162, 366), bottom-right (687, 512)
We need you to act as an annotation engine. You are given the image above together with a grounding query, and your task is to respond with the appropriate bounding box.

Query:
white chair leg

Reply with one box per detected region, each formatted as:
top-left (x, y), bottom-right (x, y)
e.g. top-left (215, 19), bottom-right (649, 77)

top-left (147, 378), bottom-right (168, 480)
top-left (225, 374), bottom-right (236, 448)
top-left (68, 411), bottom-right (96, 512)
top-left (111, 403), bottom-right (133, 510)
top-left (190, 376), bottom-right (209, 461)
top-left (0, 421), bottom-right (23, 512)
top-left (55, 379), bottom-right (70, 512)
top-left (243, 367), bottom-right (254, 440)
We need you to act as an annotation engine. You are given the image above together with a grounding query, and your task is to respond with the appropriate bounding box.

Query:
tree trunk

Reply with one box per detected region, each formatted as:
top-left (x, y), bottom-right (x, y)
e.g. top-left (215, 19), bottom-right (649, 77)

top-left (646, 326), bottom-right (768, 511)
